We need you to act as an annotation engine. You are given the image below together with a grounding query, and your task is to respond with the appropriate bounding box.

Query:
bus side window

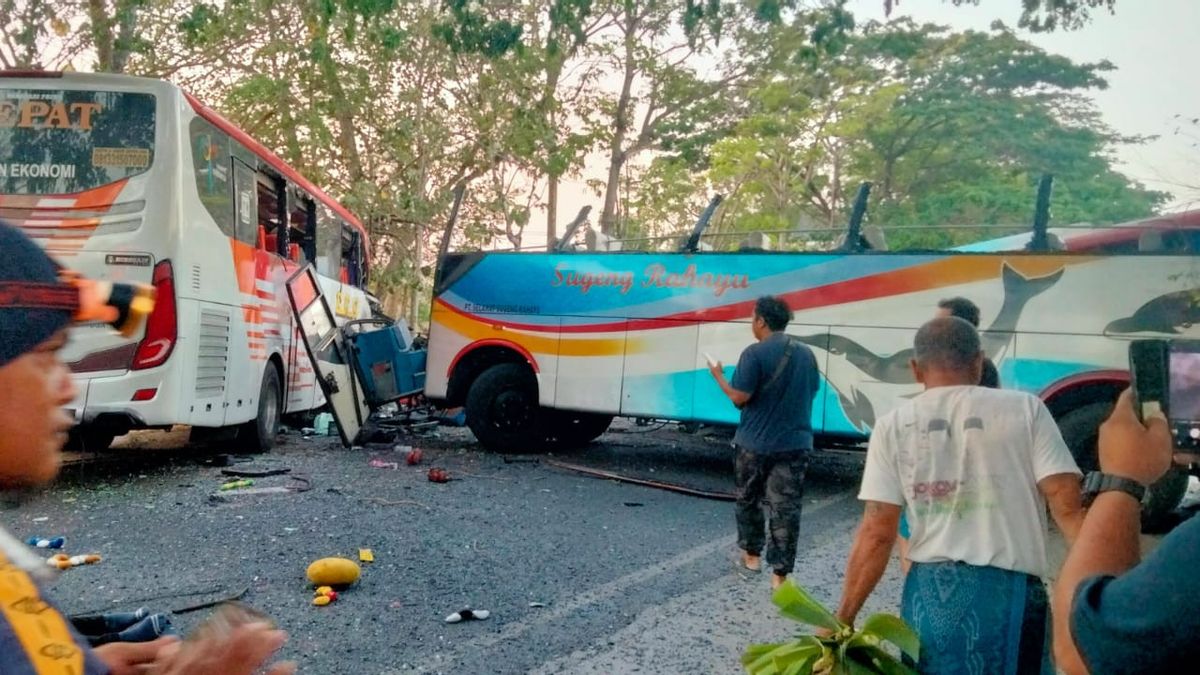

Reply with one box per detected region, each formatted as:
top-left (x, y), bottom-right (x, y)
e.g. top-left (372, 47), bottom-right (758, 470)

top-left (188, 117), bottom-right (236, 238)
top-left (341, 226), bottom-right (363, 287)
top-left (315, 207), bottom-right (342, 279)
top-left (255, 172), bottom-right (284, 254)
top-left (289, 191), bottom-right (316, 263)
top-left (231, 158), bottom-right (258, 246)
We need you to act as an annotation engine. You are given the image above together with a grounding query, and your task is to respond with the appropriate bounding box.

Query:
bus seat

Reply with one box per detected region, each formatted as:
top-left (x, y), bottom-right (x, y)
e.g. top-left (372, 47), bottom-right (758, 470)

top-left (257, 225), bottom-right (267, 249)
top-left (1138, 230), bottom-right (1164, 252)
top-left (264, 233), bottom-right (278, 254)
top-left (288, 243), bottom-right (301, 262)
top-left (340, 268), bottom-right (349, 284)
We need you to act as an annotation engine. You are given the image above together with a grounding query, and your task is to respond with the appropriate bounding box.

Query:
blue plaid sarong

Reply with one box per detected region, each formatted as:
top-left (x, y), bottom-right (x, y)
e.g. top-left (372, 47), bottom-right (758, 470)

top-left (901, 561), bottom-right (1052, 675)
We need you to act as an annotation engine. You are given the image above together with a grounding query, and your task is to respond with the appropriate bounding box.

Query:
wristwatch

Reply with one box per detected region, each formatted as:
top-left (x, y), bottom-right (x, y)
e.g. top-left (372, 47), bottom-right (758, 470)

top-left (1081, 471), bottom-right (1147, 508)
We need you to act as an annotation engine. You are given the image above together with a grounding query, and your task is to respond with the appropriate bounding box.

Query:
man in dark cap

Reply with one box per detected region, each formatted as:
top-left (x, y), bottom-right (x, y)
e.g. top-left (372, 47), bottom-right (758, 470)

top-left (0, 222), bottom-right (294, 674)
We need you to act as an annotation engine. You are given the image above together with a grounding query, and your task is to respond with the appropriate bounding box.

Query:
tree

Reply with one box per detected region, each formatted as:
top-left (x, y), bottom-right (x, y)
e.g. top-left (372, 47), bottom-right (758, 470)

top-left (0, 0), bottom-right (154, 72)
top-left (697, 18), bottom-right (1164, 250)
top-left (886, 0), bottom-right (1117, 32)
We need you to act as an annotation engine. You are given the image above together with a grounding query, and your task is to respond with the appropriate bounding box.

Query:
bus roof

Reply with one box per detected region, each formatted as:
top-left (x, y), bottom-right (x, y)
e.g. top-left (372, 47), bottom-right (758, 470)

top-left (183, 91), bottom-right (369, 248)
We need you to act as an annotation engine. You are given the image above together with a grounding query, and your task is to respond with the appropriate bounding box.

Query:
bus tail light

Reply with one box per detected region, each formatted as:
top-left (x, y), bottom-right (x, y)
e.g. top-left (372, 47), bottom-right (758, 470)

top-left (132, 261), bottom-right (177, 370)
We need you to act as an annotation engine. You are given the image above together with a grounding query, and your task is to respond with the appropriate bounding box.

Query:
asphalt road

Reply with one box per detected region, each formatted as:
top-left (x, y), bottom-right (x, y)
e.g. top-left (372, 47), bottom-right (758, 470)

top-left (2, 420), bottom-right (1191, 674)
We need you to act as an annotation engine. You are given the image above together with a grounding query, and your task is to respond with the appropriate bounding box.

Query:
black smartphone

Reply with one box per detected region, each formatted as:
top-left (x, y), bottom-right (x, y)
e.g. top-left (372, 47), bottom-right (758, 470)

top-left (1130, 339), bottom-right (1200, 449)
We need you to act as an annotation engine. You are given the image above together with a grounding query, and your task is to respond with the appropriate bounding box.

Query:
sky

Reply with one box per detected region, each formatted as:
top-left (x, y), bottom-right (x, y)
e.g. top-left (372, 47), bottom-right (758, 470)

top-left (526, 0), bottom-right (1200, 248)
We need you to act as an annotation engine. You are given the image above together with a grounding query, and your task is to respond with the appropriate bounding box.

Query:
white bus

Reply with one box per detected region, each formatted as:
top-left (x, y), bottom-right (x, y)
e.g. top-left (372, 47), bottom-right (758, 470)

top-left (0, 71), bottom-right (372, 452)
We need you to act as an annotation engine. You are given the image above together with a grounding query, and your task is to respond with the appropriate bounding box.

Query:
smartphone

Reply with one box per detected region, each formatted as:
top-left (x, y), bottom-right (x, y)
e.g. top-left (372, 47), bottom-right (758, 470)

top-left (703, 352), bottom-right (718, 368)
top-left (1130, 339), bottom-right (1200, 449)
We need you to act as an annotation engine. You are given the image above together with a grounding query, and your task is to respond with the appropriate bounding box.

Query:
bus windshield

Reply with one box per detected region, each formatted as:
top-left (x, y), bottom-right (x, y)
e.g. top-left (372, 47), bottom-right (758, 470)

top-left (0, 89), bottom-right (155, 195)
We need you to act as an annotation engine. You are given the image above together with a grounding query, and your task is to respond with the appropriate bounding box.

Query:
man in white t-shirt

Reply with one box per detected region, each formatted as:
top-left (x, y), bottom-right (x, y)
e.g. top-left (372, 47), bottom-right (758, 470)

top-left (832, 317), bottom-right (1083, 674)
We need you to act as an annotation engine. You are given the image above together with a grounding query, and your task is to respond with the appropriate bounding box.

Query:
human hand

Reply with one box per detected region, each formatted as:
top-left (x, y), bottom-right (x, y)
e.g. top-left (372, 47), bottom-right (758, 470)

top-left (94, 636), bottom-right (179, 675)
top-left (1098, 389), bottom-right (1173, 486)
top-left (149, 622), bottom-right (295, 675)
top-left (707, 361), bottom-right (724, 380)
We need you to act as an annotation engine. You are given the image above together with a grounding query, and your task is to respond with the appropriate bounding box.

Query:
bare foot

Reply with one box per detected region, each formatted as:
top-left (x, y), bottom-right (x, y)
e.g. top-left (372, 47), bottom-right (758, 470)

top-left (741, 552), bottom-right (761, 571)
top-left (771, 573), bottom-right (787, 590)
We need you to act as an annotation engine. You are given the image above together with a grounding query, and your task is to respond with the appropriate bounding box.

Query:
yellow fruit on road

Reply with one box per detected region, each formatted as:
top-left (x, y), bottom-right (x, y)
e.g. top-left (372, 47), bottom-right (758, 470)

top-left (306, 557), bottom-right (361, 587)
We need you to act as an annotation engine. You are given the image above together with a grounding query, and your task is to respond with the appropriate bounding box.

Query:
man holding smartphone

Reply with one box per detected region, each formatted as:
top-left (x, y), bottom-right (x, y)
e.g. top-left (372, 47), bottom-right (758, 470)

top-left (1053, 388), bottom-right (1200, 673)
top-left (709, 296), bottom-right (820, 591)
top-left (0, 222), bottom-right (295, 675)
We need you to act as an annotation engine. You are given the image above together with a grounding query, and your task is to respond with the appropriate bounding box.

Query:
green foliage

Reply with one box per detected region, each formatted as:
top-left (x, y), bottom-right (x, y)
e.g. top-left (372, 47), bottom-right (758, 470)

top-left (743, 581), bottom-right (918, 675)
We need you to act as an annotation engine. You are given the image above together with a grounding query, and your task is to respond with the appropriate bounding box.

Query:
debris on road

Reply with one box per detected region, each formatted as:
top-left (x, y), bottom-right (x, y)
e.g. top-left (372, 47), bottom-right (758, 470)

top-left (220, 467), bottom-right (291, 478)
top-left (48, 553), bottom-right (101, 569)
top-left (405, 448), bottom-right (424, 465)
top-left (444, 607), bottom-right (490, 623)
top-left (543, 459), bottom-right (736, 501)
top-left (314, 412), bottom-right (335, 436)
top-left (219, 479), bottom-right (255, 491)
top-left (27, 536), bottom-right (65, 549)
top-left (369, 459), bottom-right (400, 470)
top-left (529, 602), bottom-right (546, 608)
top-left (623, 502), bottom-right (645, 507)
top-left (313, 586), bottom-right (339, 606)
top-left (306, 557), bottom-right (361, 587)
top-left (427, 467), bottom-right (450, 483)
top-left (359, 549), bottom-right (375, 563)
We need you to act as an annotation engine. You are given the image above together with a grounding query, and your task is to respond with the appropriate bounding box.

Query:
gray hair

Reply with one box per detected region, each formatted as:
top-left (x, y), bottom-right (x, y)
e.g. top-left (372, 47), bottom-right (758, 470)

top-left (913, 317), bottom-right (982, 372)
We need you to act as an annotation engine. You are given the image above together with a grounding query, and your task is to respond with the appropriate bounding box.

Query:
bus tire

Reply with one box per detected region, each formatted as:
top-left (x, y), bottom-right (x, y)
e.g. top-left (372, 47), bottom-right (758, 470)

top-left (1059, 401), bottom-right (1187, 527)
top-left (465, 363), bottom-right (542, 453)
top-left (237, 365), bottom-right (283, 454)
top-left (545, 411), bottom-right (613, 449)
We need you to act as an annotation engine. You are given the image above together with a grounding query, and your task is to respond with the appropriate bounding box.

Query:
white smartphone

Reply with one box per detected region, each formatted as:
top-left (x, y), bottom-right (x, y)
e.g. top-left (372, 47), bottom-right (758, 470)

top-left (703, 352), bottom-right (718, 368)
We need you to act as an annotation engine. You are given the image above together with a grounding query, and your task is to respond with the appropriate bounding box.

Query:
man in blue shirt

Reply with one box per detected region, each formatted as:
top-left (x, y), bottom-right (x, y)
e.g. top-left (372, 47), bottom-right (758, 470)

top-left (709, 296), bottom-right (820, 590)
top-left (1053, 388), bottom-right (1200, 674)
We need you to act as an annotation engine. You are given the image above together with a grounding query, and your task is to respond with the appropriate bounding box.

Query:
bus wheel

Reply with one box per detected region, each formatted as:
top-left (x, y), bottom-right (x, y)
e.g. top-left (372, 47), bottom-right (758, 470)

top-left (465, 363), bottom-right (541, 453)
top-left (545, 411), bottom-right (613, 449)
top-left (237, 365), bottom-right (282, 453)
top-left (1059, 401), bottom-right (1188, 528)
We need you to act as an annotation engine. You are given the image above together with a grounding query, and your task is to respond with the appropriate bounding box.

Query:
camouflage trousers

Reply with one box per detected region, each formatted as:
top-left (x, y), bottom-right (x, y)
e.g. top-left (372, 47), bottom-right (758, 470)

top-left (734, 446), bottom-right (810, 575)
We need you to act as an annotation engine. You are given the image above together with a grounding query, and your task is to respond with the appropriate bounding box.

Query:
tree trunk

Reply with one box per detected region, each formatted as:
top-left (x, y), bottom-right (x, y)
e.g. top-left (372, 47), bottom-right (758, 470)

top-left (599, 6), bottom-right (638, 235)
top-left (86, 0), bottom-right (114, 71)
top-left (546, 177), bottom-right (558, 249)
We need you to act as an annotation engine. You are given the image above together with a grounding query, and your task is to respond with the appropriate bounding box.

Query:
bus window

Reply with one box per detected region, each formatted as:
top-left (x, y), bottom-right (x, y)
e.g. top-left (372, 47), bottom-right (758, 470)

top-left (316, 206), bottom-right (341, 279)
top-left (231, 158), bottom-right (257, 246)
top-left (255, 172), bottom-right (284, 253)
top-left (189, 117), bottom-right (234, 238)
top-left (289, 192), bottom-right (316, 263)
top-left (341, 226), bottom-right (362, 287)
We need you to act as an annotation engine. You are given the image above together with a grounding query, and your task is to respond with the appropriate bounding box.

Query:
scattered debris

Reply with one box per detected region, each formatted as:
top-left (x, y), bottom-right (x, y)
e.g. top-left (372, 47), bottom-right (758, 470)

top-left (502, 457), bottom-right (539, 464)
top-left (306, 557), bottom-right (361, 587)
top-left (47, 553), bottom-right (101, 570)
top-left (369, 459), bottom-right (400, 470)
top-left (314, 412), bottom-right (336, 436)
top-left (359, 549), bottom-right (375, 563)
top-left (623, 502), bottom-right (645, 507)
top-left (27, 536), bottom-right (65, 549)
top-left (219, 479), bottom-right (255, 491)
top-left (543, 459), bottom-right (736, 501)
top-left (171, 586), bottom-right (250, 615)
top-left (529, 602), bottom-right (546, 608)
top-left (427, 468), bottom-right (450, 483)
top-left (313, 586), bottom-right (339, 607)
top-left (32, 517), bottom-right (49, 523)
top-left (358, 496), bottom-right (429, 509)
top-left (405, 448), bottom-right (424, 465)
top-left (444, 607), bottom-right (490, 624)
top-left (220, 467), bottom-right (291, 478)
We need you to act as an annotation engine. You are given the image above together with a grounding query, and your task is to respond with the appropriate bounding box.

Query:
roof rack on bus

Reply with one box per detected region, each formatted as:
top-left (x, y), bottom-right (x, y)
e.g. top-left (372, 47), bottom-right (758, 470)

top-left (679, 195), bottom-right (724, 253)
top-left (437, 181), bottom-right (469, 263)
top-left (554, 206), bottom-right (593, 252)
top-left (1026, 173), bottom-right (1054, 252)
top-left (838, 182), bottom-right (873, 252)
top-left (0, 69), bottom-right (63, 78)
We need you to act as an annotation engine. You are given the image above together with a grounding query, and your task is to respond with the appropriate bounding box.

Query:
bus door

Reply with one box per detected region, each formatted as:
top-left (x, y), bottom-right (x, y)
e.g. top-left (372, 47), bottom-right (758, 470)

top-left (286, 265), bottom-right (369, 445)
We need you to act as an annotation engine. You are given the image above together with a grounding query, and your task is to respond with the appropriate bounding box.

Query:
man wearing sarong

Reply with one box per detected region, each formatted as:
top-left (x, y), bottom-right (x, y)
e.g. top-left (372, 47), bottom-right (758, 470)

top-left (832, 317), bottom-right (1084, 674)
